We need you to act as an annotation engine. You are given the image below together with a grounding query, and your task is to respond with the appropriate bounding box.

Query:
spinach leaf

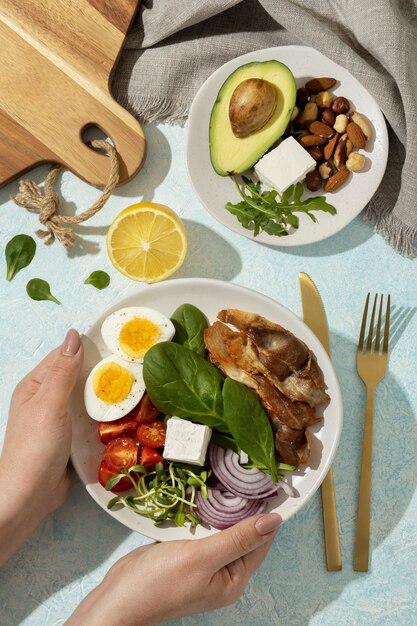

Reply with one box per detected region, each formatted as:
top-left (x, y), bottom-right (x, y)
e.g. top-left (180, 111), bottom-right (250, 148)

top-left (222, 378), bottom-right (278, 482)
top-left (5, 234), bottom-right (36, 281)
top-left (84, 270), bottom-right (110, 290)
top-left (143, 342), bottom-right (227, 431)
top-left (26, 278), bottom-right (60, 304)
top-left (170, 303), bottom-right (208, 356)
top-left (210, 432), bottom-right (240, 455)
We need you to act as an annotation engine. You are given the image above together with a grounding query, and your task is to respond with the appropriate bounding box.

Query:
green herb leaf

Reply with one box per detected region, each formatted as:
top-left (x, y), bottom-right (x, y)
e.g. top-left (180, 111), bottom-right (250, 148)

top-left (222, 377), bottom-right (278, 482)
top-left (84, 270), bottom-right (110, 290)
top-left (225, 176), bottom-right (337, 238)
top-left (26, 278), bottom-right (60, 304)
top-left (143, 342), bottom-right (227, 431)
top-left (170, 303), bottom-right (209, 356)
top-left (5, 234), bottom-right (36, 281)
top-left (129, 464), bottom-right (148, 474)
top-left (105, 475), bottom-right (125, 491)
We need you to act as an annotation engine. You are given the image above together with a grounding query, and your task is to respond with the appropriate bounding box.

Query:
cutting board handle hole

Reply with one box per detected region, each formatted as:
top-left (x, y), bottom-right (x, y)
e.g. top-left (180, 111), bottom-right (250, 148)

top-left (81, 124), bottom-right (114, 152)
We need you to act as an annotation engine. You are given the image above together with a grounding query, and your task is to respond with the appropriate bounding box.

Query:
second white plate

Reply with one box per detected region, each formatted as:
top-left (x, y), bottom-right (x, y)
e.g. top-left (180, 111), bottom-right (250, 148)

top-left (186, 45), bottom-right (388, 247)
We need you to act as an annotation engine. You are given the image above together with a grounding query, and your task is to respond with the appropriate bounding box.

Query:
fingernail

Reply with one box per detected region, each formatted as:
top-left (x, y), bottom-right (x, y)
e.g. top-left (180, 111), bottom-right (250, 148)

top-left (255, 513), bottom-right (282, 536)
top-left (62, 329), bottom-right (81, 356)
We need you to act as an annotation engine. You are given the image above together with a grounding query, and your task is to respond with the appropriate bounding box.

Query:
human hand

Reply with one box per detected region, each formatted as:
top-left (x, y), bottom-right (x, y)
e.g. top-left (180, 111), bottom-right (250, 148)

top-left (68, 512), bottom-right (281, 625)
top-left (0, 329), bottom-right (83, 565)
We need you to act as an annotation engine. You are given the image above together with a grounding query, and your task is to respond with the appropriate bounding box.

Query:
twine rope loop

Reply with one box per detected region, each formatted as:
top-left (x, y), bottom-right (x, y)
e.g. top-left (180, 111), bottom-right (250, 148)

top-left (11, 139), bottom-right (119, 247)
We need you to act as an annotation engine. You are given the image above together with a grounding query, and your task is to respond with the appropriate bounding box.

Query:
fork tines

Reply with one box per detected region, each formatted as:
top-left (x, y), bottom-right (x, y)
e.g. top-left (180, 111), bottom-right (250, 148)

top-left (358, 293), bottom-right (391, 354)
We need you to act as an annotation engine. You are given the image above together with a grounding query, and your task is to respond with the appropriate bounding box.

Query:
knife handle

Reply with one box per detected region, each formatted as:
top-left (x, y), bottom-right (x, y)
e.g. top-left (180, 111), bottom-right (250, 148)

top-left (321, 467), bottom-right (342, 571)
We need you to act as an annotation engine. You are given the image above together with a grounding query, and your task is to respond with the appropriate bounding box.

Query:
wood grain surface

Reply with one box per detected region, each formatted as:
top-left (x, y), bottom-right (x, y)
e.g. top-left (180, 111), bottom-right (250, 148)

top-left (0, 0), bottom-right (145, 188)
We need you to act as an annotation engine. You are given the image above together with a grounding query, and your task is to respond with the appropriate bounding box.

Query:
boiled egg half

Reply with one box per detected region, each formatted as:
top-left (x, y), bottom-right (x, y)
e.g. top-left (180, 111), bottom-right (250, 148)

top-left (84, 355), bottom-right (145, 422)
top-left (101, 307), bottom-right (175, 363)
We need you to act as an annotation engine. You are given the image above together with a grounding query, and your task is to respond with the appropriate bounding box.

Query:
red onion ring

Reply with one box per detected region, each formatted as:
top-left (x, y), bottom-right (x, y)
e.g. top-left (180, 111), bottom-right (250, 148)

top-left (196, 490), bottom-right (266, 529)
top-left (209, 445), bottom-right (280, 499)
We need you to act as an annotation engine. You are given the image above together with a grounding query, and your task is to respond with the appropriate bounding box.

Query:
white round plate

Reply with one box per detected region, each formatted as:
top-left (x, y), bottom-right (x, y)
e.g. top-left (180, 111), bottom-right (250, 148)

top-left (186, 45), bottom-right (388, 246)
top-left (70, 278), bottom-right (342, 541)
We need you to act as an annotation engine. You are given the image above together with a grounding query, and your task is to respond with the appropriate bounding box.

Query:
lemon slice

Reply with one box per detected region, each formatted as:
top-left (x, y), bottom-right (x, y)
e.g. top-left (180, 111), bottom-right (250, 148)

top-left (107, 202), bottom-right (187, 283)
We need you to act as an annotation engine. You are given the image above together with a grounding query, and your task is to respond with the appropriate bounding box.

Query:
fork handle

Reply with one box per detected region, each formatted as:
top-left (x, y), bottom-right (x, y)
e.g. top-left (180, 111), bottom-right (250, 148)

top-left (353, 385), bottom-right (375, 572)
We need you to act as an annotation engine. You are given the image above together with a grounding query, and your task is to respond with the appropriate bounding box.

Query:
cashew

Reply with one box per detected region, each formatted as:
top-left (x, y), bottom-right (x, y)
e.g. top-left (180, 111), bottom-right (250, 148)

top-left (333, 114), bottom-right (348, 134)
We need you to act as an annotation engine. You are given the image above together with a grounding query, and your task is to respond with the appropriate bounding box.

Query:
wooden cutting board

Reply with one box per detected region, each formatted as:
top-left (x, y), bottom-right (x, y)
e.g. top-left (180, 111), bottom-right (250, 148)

top-left (0, 0), bottom-right (145, 188)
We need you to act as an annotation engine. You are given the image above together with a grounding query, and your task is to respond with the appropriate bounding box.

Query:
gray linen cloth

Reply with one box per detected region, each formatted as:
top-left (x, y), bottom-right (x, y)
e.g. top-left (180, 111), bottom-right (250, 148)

top-left (113, 0), bottom-right (417, 257)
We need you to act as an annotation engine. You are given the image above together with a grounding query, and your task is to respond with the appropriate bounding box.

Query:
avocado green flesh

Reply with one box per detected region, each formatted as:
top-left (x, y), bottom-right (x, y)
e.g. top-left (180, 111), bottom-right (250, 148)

top-left (209, 60), bottom-right (297, 176)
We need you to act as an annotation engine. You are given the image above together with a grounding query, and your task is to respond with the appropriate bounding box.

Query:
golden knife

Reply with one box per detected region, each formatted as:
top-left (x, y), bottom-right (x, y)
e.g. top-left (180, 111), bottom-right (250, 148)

top-left (299, 272), bottom-right (342, 571)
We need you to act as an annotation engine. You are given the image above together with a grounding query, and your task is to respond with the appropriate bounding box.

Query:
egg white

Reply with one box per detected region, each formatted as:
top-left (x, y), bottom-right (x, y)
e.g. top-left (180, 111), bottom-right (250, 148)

top-left (101, 307), bottom-right (175, 363)
top-left (84, 355), bottom-right (145, 422)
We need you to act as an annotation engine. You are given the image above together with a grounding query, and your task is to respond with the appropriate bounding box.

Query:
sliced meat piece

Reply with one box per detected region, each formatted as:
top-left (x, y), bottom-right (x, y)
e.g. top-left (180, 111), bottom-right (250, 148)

top-left (274, 423), bottom-right (313, 467)
top-left (204, 321), bottom-right (319, 465)
top-left (203, 322), bottom-right (257, 390)
top-left (218, 308), bottom-right (329, 407)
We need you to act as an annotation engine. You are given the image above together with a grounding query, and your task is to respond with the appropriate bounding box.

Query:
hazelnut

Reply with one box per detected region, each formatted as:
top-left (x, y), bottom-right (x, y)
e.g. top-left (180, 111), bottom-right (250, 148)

top-left (319, 161), bottom-right (333, 180)
top-left (321, 108), bottom-right (335, 126)
top-left (332, 96), bottom-right (350, 114)
top-left (333, 114), bottom-right (348, 134)
top-left (315, 91), bottom-right (333, 108)
top-left (297, 101), bottom-right (318, 125)
top-left (307, 145), bottom-right (324, 162)
top-left (305, 169), bottom-right (322, 191)
top-left (296, 87), bottom-right (310, 108)
top-left (346, 152), bottom-right (366, 172)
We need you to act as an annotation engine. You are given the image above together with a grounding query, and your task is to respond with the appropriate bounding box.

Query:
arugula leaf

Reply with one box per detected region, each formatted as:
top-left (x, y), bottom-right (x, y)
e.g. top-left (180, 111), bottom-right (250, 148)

top-left (143, 342), bottom-right (227, 431)
top-left (222, 378), bottom-right (279, 482)
top-left (225, 176), bottom-right (336, 238)
top-left (170, 303), bottom-right (208, 356)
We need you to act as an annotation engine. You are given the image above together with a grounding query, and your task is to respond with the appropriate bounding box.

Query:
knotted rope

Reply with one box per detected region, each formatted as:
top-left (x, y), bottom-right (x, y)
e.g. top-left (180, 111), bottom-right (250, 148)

top-left (11, 139), bottom-right (119, 247)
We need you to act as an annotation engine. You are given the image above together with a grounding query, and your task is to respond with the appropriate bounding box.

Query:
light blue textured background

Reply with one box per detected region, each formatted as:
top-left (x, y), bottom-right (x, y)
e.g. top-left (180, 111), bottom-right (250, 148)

top-left (0, 123), bottom-right (416, 625)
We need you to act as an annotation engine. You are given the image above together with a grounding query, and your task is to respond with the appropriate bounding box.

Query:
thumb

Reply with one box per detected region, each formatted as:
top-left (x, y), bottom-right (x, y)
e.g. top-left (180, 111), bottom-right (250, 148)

top-left (199, 513), bottom-right (282, 571)
top-left (37, 329), bottom-right (83, 415)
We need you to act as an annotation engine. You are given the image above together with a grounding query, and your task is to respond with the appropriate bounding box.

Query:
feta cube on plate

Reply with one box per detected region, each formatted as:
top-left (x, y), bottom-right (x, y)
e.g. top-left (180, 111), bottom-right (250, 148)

top-left (163, 417), bottom-right (212, 466)
top-left (254, 136), bottom-right (316, 194)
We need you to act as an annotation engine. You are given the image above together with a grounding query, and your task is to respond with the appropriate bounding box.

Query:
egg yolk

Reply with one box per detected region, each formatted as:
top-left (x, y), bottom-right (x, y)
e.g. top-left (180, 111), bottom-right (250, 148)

top-left (119, 318), bottom-right (161, 359)
top-left (93, 362), bottom-right (134, 404)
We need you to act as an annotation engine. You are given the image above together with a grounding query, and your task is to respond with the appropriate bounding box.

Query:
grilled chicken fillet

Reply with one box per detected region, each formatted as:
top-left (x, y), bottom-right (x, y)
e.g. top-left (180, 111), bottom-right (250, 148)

top-left (218, 309), bottom-right (329, 407)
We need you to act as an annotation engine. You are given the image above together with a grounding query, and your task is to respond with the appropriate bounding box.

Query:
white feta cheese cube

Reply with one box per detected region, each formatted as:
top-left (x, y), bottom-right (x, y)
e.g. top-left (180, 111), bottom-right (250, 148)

top-left (163, 417), bottom-right (212, 466)
top-left (254, 136), bottom-right (316, 194)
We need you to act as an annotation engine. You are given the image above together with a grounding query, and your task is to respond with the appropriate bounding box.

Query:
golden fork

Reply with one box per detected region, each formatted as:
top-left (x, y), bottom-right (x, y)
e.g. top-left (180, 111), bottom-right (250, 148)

top-left (353, 293), bottom-right (391, 572)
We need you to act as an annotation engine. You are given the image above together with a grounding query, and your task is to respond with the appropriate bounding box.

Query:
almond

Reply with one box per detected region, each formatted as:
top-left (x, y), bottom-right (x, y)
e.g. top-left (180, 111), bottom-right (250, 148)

top-left (346, 122), bottom-right (366, 149)
top-left (309, 121), bottom-right (334, 138)
top-left (305, 77), bottom-right (336, 94)
top-left (300, 134), bottom-right (328, 147)
top-left (323, 132), bottom-right (339, 160)
top-left (324, 168), bottom-right (350, 192)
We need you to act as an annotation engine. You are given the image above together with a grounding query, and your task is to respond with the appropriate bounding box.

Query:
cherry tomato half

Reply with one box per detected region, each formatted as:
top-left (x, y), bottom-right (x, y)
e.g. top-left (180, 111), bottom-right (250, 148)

top-left (136, 421), bottom-right (167, 448)
top-left (98, 460), bottom-right (132, 492)
top-left (98, 416), bottom-right (138, 444)
top-left (135, 393), bottom-right (160, 424)
top-left (104, 437), bottom-right (138, 473)
top-left (140, 446), bottom-right (164, 469)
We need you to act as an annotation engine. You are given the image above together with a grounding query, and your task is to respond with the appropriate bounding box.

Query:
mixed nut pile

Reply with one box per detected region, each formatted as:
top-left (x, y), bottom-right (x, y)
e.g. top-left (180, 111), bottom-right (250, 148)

top-left (285, 77), bottom-right (372, 192)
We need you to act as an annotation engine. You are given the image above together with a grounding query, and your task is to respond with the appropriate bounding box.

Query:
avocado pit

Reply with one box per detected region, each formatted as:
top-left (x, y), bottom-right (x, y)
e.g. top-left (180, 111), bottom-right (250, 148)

top-left (229, 78), bottom-right (277, 138)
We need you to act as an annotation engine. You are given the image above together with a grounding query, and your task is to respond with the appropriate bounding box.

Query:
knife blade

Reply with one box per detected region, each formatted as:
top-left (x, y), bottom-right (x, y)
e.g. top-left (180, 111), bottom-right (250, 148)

top-left (299, 272), bottom-right (342, 571)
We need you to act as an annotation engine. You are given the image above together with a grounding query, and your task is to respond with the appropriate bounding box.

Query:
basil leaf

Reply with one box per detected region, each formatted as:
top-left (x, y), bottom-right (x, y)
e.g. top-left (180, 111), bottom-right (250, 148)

top-left (84, 270), bottom-right (110, 290)
top-left (222, 377), bottom-right (278, 482)
top-left (26, 278), bottom-right (60, 304)
top-left (170, 303), bottom-right (208, 356)
top-left (143, 342), bottom-right (227, 431)
top-left (5, 234), bottom-right (36, 281)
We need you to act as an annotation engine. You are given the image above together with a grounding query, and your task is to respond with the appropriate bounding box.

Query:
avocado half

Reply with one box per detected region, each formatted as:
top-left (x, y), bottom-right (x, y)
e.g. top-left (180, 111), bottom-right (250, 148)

top-left (209, 60), bottom-right (297, 176)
